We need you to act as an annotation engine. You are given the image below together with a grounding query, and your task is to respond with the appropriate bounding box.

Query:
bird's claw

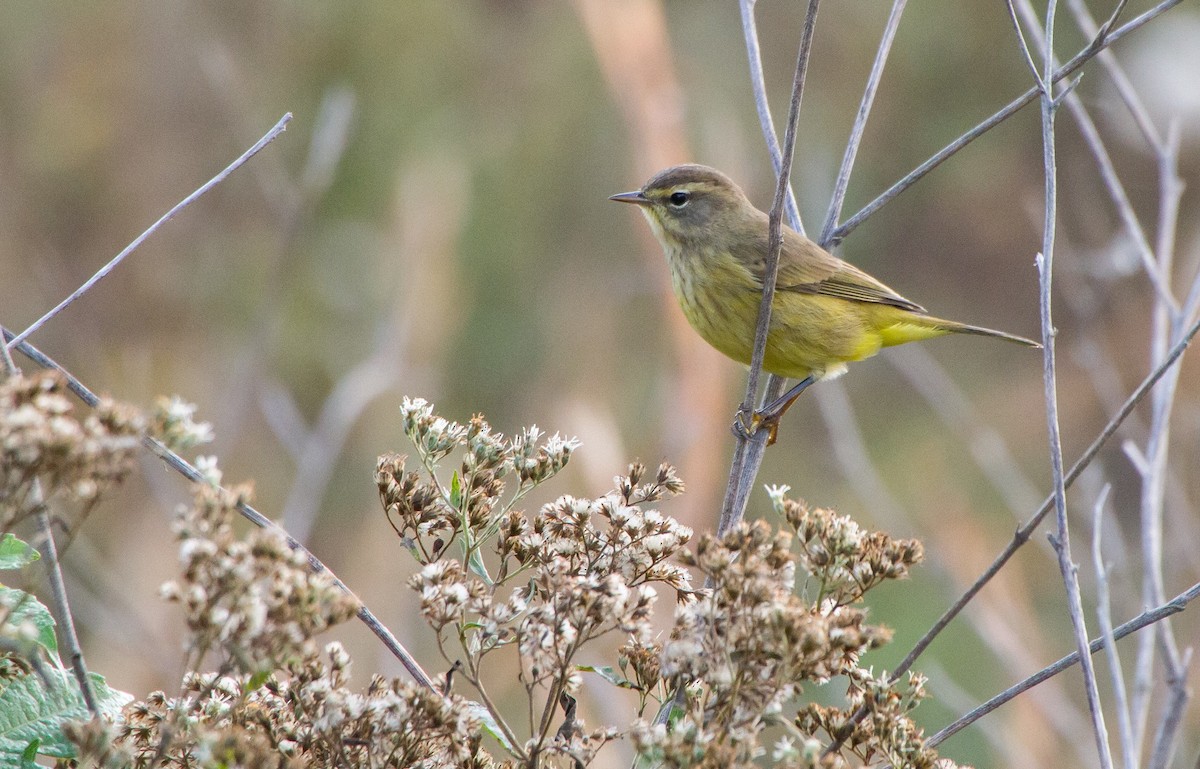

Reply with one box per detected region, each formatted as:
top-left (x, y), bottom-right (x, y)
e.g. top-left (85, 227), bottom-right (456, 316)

top-left (731, 408), bottom-right (757, 440)
top-left (730, 408), bottom-right (780, 446)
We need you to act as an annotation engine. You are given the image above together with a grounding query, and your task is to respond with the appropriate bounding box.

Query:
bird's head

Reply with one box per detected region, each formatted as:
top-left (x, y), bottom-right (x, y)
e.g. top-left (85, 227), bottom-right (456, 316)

top-left (610, 164), bottom-right (757, 249)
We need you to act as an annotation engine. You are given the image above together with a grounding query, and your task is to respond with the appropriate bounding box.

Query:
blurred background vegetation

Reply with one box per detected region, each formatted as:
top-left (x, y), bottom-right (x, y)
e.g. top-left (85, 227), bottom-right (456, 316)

top-left (2, 1), bottom-right (1198, 766)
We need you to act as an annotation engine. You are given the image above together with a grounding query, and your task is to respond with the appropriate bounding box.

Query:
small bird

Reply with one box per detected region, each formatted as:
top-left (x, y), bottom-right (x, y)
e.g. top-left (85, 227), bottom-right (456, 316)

top-left (611, 164), bottom-right (1039, 443)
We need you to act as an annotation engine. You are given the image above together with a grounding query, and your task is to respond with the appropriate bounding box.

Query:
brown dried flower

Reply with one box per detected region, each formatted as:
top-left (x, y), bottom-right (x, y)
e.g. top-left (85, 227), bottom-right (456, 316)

top-left (160, 482), bottom-right (360, 674)
top-left (0, 372), bottom-right (142, 525)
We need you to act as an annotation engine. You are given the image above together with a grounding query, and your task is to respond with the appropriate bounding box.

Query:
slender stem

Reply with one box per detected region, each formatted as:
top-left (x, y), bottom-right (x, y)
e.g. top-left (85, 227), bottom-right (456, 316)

top-left (741, 0), bottom-right (821, 418)
top-left (1141, 125), bottom-right (1190, 769)
top-left (1004, 0), bottom-right (1046, 89)
top-left (1091, 486), bottom-right (1137, 769)
top-left (738, 0), bottom-right (802, 234)
top-left (6, 114), bottom-right (292, 352)
top-left (3, 322), bottom-right (101, 716)
top-left (1036, 0), bottom-right (1113, 757)
top-left (33, 491), bottom-right (99, 717)
top-left (1063, 0), bottom-right (1160, 149)
top-left (818, 0), bottom-right (907, 243)
top-left (718, 381), bottom-right (784, 536)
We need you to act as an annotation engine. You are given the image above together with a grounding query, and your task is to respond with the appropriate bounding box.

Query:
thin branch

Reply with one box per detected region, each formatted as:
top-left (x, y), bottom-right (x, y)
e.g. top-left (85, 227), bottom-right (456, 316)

top-left (720, 0), bottom-right (821, 533)
top-left (1063, 0), bottom-right (1160, 149)
top-left (818, 0), bottom-right (907, 243)
top-left (2, 327), bottom-right (439, 695)
top-left (829, 0), bottom-right (1182, 247)
top-left (1091, 486), bottom-right (1136, 769)
top-left (1004, 0), bottom-right (1046, 93)
top-left (32, 490), bottom-right (99, 717)
top-left (1147, 648), bottom-right (1193, 769)
top-left (927, 578), bottom-right (1200, 748)
top-left (1034, 0), bottom-right (1113, 762)
top-left (1140, 124), bottom-right (1191, 769)
top-left (738, 0), bottom-right (802, 234)
top-left (720, 0), bottom-right (813, 538)
top-left (5, 114), bottom-right (292, 352)
top-left (1061, 90), bottom-right (1172, 311)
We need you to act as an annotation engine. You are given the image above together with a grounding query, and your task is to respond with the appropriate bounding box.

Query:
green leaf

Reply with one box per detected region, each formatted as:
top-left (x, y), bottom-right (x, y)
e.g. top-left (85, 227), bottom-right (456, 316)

top-left (0, 536), bottom-right (39, 571)
top-left (449, 471), bottom-right (463, 509)
top-left (577, 664), bottom-right (635, 689)
top-left (246, 670), bottom-right (271, 691)
top-left (464, 700), bottom-right (514, 753)
top-left (632, 698), bottom-right (685, 769)
top-left (19, 739), bottom-right (39, 769)
top-left (0, 669), bottom-right (132, 763)
top-left (0, 587), bottom-right (58, 661)
top-left (465, 547), bottom-right (493, 585)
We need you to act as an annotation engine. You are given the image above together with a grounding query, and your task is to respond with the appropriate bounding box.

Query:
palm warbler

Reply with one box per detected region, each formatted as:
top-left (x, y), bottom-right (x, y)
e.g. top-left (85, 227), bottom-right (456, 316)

top-left (611, 164), bottom-right (1039, 443)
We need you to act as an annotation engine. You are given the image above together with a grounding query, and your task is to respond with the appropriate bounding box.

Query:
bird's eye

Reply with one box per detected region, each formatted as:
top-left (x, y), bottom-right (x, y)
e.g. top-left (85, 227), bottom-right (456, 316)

top-left (669, 191), bottom-right (690, 207)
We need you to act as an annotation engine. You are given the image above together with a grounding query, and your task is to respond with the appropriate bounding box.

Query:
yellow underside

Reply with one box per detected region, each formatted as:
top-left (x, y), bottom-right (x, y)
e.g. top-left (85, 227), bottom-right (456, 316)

top-left (675, 271), bottom-right (950, 381)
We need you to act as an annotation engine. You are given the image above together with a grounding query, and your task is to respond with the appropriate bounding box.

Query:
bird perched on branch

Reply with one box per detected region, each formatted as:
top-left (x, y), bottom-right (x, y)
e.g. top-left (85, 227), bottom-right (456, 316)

top-left (611, 164), bottom-right (1039, 444)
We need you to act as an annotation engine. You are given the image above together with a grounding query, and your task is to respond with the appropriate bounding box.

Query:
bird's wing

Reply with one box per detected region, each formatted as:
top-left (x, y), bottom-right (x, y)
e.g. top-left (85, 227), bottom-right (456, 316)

top-left (748, 227), bottom-right (927, 314)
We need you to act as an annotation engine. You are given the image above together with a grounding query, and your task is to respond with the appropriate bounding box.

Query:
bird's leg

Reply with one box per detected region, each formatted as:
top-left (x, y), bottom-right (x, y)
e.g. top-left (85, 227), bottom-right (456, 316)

top-left (730, 374), bottom-right (817, 446)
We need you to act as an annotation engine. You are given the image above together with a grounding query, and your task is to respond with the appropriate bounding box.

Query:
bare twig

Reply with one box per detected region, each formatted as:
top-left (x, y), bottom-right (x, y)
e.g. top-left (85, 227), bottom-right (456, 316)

top-left (720, 0), bottom-right (821, 533)
top-left (1140, 127), bottom-right (1191, 769)
top-left (33, 490), bottom-right (99, 717)
top-left (829, 0), bottom-right (1182, 247)
top-left (927, 578), bottom-right (1200, 748)
top-left (1147, 649), bottom-right (1193, 769)
top-left (5, 114), bottom-right (292, 352)
top-left (739, 0), bottom-right (821, 425)
top-left (1063, 0), bottom-right (1161, 150)
top-left (1034, 0), bottom-right (1113, 762)
top-left (1010, 2), bottom-right (1194, 758)
top-left (1091, 486), bottom-right (1136, 769)
top-left (1004, 0), bottom-right (1046, 94)
top-left (1, 327), bottom-right (439, 695)
top-left (738, 0), bottom-right (802, 234)
top-left (818, 0), bottom-right (907, 243)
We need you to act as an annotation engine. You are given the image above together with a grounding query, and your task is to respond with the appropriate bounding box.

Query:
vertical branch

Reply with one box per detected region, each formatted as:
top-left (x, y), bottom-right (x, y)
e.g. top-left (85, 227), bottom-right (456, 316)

top-left (33, 499), bottom-right (100, 717)
top-left (819, 0), bottom-right (908, 243)
top-left (738, 0), bottom-right (802, 235)
top-left (1034, 0), bottom-right (1114, 765)
top-left (1091, 486), bottom-right (1136, 769)
top-left (720, 0), bottom-right (821, 533)
top-left (1139, 125), bottom-right (1191, 769)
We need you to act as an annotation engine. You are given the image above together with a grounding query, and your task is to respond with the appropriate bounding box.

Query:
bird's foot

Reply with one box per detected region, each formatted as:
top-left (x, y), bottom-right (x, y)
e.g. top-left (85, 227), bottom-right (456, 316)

top-left (730, 408), bottom-right (781, 446)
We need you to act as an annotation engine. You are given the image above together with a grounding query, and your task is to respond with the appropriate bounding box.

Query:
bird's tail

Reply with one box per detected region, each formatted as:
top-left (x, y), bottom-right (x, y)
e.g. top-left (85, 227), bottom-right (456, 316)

top-left (937, 319), bottom-right (1042, 348)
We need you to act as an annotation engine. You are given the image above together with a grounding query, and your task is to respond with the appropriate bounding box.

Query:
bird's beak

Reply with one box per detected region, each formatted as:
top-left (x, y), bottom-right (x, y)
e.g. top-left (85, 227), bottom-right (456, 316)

top-left (609, 190), bottom-right (650, 206)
